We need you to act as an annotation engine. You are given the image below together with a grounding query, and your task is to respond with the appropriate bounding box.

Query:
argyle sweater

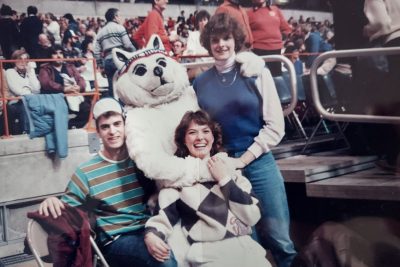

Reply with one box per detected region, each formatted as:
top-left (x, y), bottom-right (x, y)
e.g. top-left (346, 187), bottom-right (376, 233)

top-left (145, 171), bottom-right (261, 244)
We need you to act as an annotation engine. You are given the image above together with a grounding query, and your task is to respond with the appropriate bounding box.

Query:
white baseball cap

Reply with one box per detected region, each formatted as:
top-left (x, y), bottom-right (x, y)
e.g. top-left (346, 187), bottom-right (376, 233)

top-left (93, 98), bottom-right (123, 120)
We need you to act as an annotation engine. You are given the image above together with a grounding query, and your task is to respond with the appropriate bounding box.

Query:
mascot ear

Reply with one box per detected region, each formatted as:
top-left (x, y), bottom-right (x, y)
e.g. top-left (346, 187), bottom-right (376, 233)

top-left (112, 48), bottom-right (132, 70)
top-left (147, 34), bottom-right (165, 51)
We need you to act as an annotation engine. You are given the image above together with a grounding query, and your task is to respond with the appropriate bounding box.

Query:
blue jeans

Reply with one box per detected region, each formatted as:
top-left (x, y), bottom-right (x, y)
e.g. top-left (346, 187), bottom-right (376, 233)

top-left (102, 229), bottom-right (177, 267)
top-left (104, 57), bottom-right (117, 98)
top-left (230, 151), bottom-right (297, 267)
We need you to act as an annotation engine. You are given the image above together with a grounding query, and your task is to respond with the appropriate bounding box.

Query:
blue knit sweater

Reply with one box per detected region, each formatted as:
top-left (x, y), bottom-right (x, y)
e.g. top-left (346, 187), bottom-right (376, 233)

top-left (193, 65), bottom-right (263, 153)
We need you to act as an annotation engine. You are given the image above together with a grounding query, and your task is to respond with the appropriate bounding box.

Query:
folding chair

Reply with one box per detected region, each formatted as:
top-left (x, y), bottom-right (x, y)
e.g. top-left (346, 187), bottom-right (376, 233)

top-left (274, 75), bottom-right (308, 140)
top-left (26, 219), bottom-right (109, 267)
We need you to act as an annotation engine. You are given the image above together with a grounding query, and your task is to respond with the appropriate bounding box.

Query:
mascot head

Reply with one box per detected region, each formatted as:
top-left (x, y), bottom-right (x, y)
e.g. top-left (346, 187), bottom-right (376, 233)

top-left (112, 35), bottom-right (190, 107)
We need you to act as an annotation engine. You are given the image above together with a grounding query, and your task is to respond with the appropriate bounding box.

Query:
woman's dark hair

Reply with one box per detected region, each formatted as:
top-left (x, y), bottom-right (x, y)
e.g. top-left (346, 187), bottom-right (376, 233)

top-left (200, 13), bottom-right (245, 55)
top-left (174, 110), bottom-right (224, 158)
top-left (81, 37), bottom-right (93, 54)
top-left (105, 8), bottom-right (119, 22)
top-left (194, 10), bottom-right (210, 31)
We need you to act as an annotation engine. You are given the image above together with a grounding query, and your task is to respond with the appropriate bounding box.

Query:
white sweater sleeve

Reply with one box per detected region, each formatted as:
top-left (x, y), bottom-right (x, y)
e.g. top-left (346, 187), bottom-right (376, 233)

top-left (247, 67), bottom-right (285, 158)
top-left (363, 0), bottom-right (392, 42)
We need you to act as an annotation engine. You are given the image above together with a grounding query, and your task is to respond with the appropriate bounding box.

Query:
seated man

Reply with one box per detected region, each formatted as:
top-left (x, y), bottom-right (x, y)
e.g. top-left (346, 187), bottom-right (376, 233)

top-left (38, 44), bottom-right (90, 128)
top-left (38, 98), bottom-right (177, 267)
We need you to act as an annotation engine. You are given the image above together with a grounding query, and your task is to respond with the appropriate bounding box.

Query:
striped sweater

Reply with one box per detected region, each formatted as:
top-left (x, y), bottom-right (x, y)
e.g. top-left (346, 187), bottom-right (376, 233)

top-left (61, 152), bottom-right (149, 243)
top-left (94, 21), bottom-right (135, 61)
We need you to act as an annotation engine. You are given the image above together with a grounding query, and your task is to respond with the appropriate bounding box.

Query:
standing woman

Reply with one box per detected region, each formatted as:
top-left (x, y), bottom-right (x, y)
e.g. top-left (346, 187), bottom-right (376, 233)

top-left (194, 13), bottom-right (296, 267)
top-left (247, 0), bottom-right (292, 76)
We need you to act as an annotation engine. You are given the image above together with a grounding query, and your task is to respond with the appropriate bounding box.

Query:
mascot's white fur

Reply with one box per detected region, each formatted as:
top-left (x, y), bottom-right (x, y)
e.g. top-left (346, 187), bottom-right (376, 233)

top-left (112, 35), bottom-right (264, 266)
top-left (113, 35), bottom-right (213, 188)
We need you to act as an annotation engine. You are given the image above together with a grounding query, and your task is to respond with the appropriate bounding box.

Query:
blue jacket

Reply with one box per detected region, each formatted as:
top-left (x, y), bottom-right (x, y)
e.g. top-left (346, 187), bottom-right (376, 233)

top-left (22, 93), bottom-right (69, 158)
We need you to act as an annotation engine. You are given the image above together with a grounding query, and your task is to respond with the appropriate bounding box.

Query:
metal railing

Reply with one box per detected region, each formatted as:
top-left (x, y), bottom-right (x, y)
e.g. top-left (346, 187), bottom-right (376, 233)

top-left (309, 47), bottom-right (400, 124)
top-left (182, 54), bottom-right (298, 116)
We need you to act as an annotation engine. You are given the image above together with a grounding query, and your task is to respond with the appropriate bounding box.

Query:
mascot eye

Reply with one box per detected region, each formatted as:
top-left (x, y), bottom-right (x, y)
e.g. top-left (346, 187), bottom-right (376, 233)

top-left (133, 64), bottom-right (147, 76)
top-left (157, 58), bottom-right (167, 68)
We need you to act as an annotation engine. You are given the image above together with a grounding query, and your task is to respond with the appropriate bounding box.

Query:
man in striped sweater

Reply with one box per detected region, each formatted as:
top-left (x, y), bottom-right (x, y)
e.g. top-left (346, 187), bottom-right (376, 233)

top-left (38, 98), bottom-right (177, 267)
top-left (94, 8), bottom-right (136, 97)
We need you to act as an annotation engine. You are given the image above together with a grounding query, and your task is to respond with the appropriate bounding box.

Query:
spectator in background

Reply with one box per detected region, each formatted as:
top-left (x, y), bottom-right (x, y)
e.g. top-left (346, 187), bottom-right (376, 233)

top-left (215, 0), bottom-right (253, 50)
top-left (177, 10), bottom-right (185, 24)
top-left (303, 23), bottom-right (323, 70)
top-left (31, 33), bottom-right (52, 70)
top-left (284, 45), bottom-right (303, 75)
top-left (183, 9), bottom-right (211, 80)
top-left (63, 13), bottom-right (79, 34)
top-left (45, 13), bottom-right (61, 45)
top-left (248, 0), bottom-right (292, 76)
top-left (184, 10), bottom-right (210, 57)
top-left (39, 44), bottom-right (89, 128)
top-left (133, 0), bottom-right (172, 52)
top-left (62, 29), bottom-right (84, 70)
top-left (80, 37), bottom-right (96, 89)
top-left (172, 39), bottom-right (185, 59)
top-left (20, 6), bottom-right (43, 57)
top-left (0, 4), bottom-right (21, 60)
top-left (77, 22), bottom-right (87, 43)
top-left (5, 49), bottom-right (40, 134)
top-left (94, 8), bottom-right (136, 98)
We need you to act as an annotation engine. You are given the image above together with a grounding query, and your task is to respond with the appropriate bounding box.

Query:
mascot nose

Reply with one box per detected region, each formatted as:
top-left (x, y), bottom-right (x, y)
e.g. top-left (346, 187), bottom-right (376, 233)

top-left (153, 66), bottom-right (163, 77)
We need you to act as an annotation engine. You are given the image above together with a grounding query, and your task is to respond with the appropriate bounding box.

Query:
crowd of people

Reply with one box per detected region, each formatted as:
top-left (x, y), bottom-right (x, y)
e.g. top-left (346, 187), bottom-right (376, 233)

top-left (0, 1), bottom-right (340, 266)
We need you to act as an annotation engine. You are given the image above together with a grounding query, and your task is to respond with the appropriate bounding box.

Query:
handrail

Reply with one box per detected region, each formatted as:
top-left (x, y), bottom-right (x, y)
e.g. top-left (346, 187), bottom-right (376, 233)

top-left (1, 57), bottom-right (100, 138)
top-left (309, 47), bottom-right (400, 124)
top-left (182, 54), bottom-right (298, 116)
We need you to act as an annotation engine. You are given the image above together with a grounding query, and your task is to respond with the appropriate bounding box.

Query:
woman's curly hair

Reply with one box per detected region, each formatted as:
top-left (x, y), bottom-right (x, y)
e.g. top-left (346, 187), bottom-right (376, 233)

top-left (174, 110), bottom-right (224, 158)
top-left (200, 12), bottom-right (245, 55)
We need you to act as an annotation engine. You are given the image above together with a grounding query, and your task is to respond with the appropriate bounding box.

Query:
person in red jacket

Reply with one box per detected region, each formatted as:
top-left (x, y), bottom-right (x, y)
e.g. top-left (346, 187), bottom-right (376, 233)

top-left (132, 0), bottom-right (172, 52)
top-left (215, 0), bottom-right (254, 50)
top-left (248, 0), bottom-right (292, 76)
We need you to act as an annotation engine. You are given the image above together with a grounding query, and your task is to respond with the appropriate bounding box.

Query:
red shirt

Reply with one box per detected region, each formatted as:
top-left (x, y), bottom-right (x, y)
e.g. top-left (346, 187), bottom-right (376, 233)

top-left (247, 5), bottom-right (292, 51)
top-left (133, 7), bottom-right (171, 52)
top-left (215, 2), bottom-right (254, 49)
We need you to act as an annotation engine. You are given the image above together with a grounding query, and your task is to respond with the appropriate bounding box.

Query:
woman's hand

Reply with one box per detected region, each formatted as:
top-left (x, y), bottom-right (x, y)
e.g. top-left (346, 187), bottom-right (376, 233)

top-left (38, 197), bottom-right (65, 219)
top-left (208, 156), bottom-right (231, 182)
top-left (144, 232), bottom-right (171, 262)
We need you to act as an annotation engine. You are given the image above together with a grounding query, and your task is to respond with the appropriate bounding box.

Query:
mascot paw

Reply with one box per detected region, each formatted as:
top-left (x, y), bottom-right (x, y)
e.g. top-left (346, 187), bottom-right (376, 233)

top-left (236, 51), bottom-right (265, 78)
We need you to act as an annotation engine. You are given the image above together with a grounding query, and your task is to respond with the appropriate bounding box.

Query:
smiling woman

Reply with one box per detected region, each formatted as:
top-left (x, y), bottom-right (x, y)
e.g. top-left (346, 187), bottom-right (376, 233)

top-left (144, 110), bottom-right (271, 267)
top-left (193, 12), bottom-right (297, 267)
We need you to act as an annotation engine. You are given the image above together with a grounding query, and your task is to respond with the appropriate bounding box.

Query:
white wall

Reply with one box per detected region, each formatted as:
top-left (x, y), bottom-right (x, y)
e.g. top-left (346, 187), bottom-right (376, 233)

top-left (2, 0), bottom-right (332, 22)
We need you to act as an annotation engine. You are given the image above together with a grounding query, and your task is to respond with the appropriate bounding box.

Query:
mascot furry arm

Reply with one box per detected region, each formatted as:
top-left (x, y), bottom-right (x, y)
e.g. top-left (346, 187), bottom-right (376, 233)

top-left (112, 36), bottom-right (215, 187)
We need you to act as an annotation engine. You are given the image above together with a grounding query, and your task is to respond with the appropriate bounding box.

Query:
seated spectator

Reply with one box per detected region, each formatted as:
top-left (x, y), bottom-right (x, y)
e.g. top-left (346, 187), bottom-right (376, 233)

top-left (284, 45), bottom-right (304, 75)
top-left (80, 37), bottom-right (97, 89)
top-left (172, 39), bottom-right (185, 59)
top-left (62, 29), bottom-right (83, 70)
top-left (63, 13), bottom-right (78, 34)
top-left (31, 33), bottom-right (52, 70)
top-left (5, 49), bottom-right (40, 134)
top-left (38, 44), bottom-right (90, 128)
top-left (145, 110), bottom-right (271, 267)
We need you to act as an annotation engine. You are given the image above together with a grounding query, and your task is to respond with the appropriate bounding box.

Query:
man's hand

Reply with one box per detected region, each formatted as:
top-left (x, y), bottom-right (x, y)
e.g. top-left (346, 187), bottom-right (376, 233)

top-left (64, 85), bottom-right (80, 94)
top-left (144, 232), bottom-right (171, 262)
top-left (38, 197), bottom-right (65, 219)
